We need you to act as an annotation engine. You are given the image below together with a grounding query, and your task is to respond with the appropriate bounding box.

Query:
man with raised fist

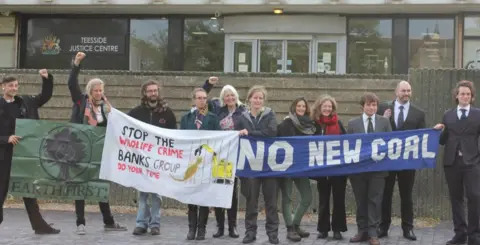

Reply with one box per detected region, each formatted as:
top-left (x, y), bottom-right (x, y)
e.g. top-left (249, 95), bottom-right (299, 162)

top-left (0, 69), bottom-right (60, 234)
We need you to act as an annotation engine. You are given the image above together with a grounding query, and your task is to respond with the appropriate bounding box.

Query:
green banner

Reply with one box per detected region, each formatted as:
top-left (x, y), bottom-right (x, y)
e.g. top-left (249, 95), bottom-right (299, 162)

top-left (8, 119), bottom-right (110, 202)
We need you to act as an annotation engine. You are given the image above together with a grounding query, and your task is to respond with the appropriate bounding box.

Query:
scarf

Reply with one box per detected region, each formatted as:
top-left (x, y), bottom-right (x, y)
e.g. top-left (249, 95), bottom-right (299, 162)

top-left (141, 96), bottom-right (168, 113)
top-left (317, 114), bottom-right (340, 135)
top-left (83, 98), bottom-right (111, 126)
top-left (194, 106), bottom-right (209, 129)
top-left (289, 112), bottom-right (316, 135)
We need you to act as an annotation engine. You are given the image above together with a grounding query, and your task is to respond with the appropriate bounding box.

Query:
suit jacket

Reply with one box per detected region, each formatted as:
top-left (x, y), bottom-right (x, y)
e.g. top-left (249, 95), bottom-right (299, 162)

top-left (347, 114), bottom-right (392, 177)
top-left (439, 107), bottom-right (480, 166)
top-left (377, 100), bottom-right (426, 131)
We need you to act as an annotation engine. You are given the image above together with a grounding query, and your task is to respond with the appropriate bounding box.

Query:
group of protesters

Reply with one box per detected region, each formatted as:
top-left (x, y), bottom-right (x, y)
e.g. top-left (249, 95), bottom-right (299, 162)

top-left (0, 51), bottom-right (479, 245)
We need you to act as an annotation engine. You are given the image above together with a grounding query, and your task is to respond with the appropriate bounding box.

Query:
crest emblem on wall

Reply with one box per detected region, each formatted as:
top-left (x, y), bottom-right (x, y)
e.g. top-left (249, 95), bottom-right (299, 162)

top-left (41, 34), bottom-right (61, 55)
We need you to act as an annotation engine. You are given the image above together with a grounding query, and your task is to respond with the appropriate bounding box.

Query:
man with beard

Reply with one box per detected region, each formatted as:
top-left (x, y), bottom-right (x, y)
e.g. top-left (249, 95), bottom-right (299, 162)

top-left (0, 70), bottom-right (60, 234)
top-left (377, 81), bottom-right (425, 241)
top-left (129, 79), bottom-right (177, 236)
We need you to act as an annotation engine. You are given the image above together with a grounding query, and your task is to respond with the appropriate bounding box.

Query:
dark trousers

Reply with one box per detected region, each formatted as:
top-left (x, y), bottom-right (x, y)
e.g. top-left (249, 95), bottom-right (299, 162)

top-left (350, 173), bottom-right (385, 237)
top-left (214, 178), bottom-right (238, 228)
top-left (188, 205), bottom-right (209, 229)
top-left (240, 177), bottom-right (279, 236)
top-left (444, 155), bottom-right (480, 240)
top-left (380, 170), bottom-right (415, 231)
top-left (75, 200), bottom-right (114, 226)
top-left (316, 176), bottom-right (348, 232)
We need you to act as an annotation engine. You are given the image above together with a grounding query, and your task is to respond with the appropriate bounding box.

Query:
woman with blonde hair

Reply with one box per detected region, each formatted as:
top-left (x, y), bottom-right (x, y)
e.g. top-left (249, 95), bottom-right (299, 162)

top-left (311, 94), bottom-right (347, 240)
top-left (201, 77), bottom-right (245, 238)
top-left (277, 97), bottom-right (314, 242)
top-left (67, 52), bottom-right (127, 235)
top-left (234, 85), bottom-right (279, 244)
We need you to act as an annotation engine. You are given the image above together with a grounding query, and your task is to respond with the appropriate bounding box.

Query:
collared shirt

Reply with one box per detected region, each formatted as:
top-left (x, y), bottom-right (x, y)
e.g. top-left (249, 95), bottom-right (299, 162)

top-left (394, 100), bottom-right (410, 126)
top-left (457, 104), bottom-right (470, 120)
top-left (362, 113), bottom-right (375, 133)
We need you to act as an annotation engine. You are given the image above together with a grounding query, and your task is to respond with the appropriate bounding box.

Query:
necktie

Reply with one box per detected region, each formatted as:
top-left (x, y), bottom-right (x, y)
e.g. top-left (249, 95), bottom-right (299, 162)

top-left (397, 105), bottom-right (404, 128)
top-left (460, 109), bottom-right (467, 120)
top-left (367, 117), bottom-right (374, 133)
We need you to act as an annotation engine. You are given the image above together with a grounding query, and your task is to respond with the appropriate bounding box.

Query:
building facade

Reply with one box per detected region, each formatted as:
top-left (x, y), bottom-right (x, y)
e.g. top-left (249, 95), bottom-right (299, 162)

top-left (2, 0), bottom-right (480, 74)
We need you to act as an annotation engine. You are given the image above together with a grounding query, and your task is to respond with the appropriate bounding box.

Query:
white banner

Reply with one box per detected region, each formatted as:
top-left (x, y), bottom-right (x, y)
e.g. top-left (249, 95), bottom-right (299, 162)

top-left (99, 108), bottom-right (239, 208)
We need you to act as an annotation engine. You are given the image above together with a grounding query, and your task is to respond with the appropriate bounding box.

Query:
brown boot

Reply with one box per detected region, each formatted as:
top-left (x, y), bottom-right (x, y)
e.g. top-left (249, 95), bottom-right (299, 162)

top-left (369, 237), bottom-right (380, 245)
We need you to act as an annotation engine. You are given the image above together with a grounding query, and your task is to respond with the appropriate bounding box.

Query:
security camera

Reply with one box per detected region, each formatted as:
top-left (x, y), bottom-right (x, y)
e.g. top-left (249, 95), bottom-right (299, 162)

top-left (214, 11), bottom-right (221, 18)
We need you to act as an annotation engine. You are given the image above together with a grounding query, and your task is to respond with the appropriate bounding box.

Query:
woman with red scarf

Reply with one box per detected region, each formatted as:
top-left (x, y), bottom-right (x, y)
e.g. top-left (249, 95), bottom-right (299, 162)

top-left (311, 94), bottom-right (347, 241)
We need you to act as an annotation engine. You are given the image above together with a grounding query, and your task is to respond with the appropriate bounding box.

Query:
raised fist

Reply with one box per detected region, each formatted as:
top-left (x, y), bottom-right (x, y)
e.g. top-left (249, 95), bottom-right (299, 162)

top-left (208, 76), bottom-right (219, 85)
top-left (39, 69), bottom-right (48, 78)
top-left (74, 52), bottom-right (86, 66)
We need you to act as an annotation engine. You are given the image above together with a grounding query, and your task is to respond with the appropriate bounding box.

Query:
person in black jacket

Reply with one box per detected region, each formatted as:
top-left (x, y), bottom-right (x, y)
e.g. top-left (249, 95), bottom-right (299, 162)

top-left (277, 97), bottom-right (314, 242)
top-left (202, 77), bottom-right (244, 238)
top-left (310, 94), bottom-right (347, 241)
top-left (130, 79), bottom-right (177, 236)
top-left (68, 52), bottom-right (127, 235)
top-left (0, 70), bottom-right (59, 234)
top-left (234, 85), bottom-right (279, 245)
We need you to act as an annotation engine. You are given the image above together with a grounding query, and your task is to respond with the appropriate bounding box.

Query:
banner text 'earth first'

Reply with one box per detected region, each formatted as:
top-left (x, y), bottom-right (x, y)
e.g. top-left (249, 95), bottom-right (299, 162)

top-left (236, 128), bottom-right (441, 178)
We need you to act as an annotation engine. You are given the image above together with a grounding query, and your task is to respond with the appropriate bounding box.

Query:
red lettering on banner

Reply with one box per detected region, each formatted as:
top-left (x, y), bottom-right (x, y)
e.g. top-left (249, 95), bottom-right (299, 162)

top-left (128, 165), bottom-right (143, 175)
top-left (157, 146), bottom-right (183, 159)
top-left (119, 136), bottom-right (154, 152)
top-left (147, 169), bottom-right (160, 179)
top-left (117, 162), bottom-right (126, 171)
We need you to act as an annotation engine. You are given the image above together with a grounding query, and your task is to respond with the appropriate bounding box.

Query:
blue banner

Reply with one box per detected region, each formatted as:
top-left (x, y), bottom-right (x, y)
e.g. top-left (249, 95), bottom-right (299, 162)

top-left (236, 128), bottom-right (441, 178)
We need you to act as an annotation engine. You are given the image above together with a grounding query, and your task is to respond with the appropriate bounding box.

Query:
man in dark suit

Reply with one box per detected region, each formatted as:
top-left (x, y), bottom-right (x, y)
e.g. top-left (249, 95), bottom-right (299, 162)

top-left (348, 92), bottom-right (392, 245)
top-left (434, 80), bottom-right (480, 245)
top-left (376, 81), bottom-right (425, 241)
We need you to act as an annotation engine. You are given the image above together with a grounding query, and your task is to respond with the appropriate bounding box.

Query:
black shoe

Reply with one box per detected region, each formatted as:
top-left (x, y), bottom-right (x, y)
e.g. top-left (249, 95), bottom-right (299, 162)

top-left (213, 227), bottom-right (224, 238)
top-left (151, 227), bottom-right (160, 236)
top-left (187, 228), bottom-right (196, 240)
top-left (377, 228), bottom-right (388, 238)
top-left (403, 229), bottom-right (416, 241)
top-left (243, 233), bottom-right (256, 244)
top-left (34, 227), bottom-right (60, 235)
top-left (132, 227), bottom-right (147, 235)
top-left (196, 228), bottom-right (206, 240)
top-left (268, 234), bottom-right (279, 244)
top-left (229, 226), bottom-right (239, 238)
top-left (333, 231), bottom-right (343, 240)
top-left (317, 231), bottom-right (328, 239)
top-left (447, 234), bottom-right (467, 245)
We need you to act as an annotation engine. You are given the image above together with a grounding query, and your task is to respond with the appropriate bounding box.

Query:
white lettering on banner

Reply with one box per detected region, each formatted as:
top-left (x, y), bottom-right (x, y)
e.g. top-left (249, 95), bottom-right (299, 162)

top-left (237, 139), bottom-right (264, 171)
top-left (343, 139), bottom-right (362, 164)
top-left (309, 141), bottom-right (324, 167)
top-left (309, 139), bottom-right (362, 166)
top-left (268, 141), bottom-right (293, 171)
top-left (326, 141), bottom-right (341, 165)
top-left (100, 108), bottom-right (239, 209)
top-left (371, 134), bottom-right (435, 161)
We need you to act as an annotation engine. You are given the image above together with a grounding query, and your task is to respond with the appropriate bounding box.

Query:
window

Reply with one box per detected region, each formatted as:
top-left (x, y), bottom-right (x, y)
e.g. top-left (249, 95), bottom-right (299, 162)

top-left (130, 19), bottom-right (168, 71)
top-left (464, 16), bottom-right (480, 69)
top-left (348, 18), bottom-right (392, 74)
top-left (184, 18), bottom-right (224, 71)
top-left (409, 19), bottom-right (454, 69)
top-left (0, 17), bottom-right (16, 68)
top-left (22, 18), bottom-right (129, 70)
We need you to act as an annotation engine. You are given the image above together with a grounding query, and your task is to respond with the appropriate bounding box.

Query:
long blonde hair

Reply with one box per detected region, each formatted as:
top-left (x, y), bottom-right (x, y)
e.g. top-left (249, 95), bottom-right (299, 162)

top-left (311, 94), bottom-right (338, 120)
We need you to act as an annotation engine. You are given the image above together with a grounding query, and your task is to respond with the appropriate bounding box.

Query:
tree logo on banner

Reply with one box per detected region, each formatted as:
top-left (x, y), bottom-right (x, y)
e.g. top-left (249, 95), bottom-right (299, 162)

top-left (39, 126), bottom-right (92, 183)
top-left (170, 144), bottom-right (234, 185)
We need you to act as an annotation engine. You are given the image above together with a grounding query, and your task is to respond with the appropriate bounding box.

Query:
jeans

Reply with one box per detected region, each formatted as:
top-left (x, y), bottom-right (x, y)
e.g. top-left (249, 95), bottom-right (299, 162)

top-left (135, 192), bottom-right (162, 229)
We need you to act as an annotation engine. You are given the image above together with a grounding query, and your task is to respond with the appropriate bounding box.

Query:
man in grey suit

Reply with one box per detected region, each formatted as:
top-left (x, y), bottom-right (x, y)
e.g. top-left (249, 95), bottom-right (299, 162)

top-left (348, 92), bottom-right (392, 245)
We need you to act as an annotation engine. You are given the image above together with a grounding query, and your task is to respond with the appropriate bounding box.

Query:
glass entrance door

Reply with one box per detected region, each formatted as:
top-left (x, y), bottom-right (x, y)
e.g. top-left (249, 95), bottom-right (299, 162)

top-left (258, 40), bottom-right (311, 73)
top-left (233, 41), bottom-right (255, 72)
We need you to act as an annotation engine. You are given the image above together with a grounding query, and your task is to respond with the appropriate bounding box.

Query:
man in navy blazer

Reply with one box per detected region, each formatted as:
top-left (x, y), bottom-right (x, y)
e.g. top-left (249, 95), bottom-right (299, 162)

top-left (434, 80), bottom-right (480, 245)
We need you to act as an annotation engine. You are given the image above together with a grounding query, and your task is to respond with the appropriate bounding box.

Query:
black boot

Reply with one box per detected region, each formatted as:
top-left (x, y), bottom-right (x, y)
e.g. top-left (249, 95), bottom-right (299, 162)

top-left (196, 206), bottom-right (209, 240)
top-left (229, 226), bottom-right (239, 238)
top-left (187, 205), bottom-right (197, 240)
top-left (213, 208), bottom-right (225, 238)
